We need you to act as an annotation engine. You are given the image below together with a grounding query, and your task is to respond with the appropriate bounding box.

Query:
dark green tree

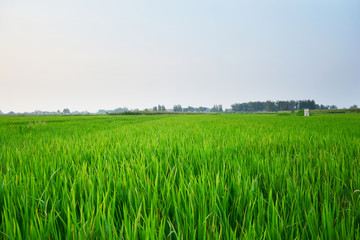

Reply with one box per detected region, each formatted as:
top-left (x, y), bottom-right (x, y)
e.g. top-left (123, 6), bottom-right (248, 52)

top-left (173, 105), bottom-right (182, 112)
top-left (63, 108), bottom-right (70, 114)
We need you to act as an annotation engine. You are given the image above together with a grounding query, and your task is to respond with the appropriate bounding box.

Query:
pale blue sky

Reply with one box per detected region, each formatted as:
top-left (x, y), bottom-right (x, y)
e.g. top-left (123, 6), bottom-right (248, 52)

top-left (0, 0), bottom-right (359, 112)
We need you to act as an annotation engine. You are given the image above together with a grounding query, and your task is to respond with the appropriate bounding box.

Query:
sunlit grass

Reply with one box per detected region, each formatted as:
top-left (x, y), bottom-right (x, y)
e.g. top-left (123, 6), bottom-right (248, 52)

top-left (0, 114), bottom-right (359, 239)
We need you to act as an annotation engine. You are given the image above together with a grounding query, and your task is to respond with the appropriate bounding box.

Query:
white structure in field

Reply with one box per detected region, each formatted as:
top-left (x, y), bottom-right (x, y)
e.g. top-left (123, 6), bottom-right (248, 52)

top-left (304, 109), bottom-right (310, 116)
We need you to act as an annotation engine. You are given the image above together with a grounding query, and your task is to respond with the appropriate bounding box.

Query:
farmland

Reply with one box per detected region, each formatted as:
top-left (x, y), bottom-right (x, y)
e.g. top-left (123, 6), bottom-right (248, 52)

top-left (0, 114), bottom-right (359, 239)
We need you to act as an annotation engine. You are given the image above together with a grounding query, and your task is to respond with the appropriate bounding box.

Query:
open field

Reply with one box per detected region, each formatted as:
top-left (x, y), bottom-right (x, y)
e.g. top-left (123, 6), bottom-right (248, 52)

top-left (0, 114), bottom-right (359, 239)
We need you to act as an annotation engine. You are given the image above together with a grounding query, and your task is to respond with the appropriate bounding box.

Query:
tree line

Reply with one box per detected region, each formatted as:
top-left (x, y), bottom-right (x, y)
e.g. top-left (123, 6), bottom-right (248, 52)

top-left (152, 105), bottom-right (166, 111)
top-left (172, 105), bottom-right (210, 112)
top-left (231, 100), bottom-right (337, 112)
top-left (3, 101), bottom-right (358, 115)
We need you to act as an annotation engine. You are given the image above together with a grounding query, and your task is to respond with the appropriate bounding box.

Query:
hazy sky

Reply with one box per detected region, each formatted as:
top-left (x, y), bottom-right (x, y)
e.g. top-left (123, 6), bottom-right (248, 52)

top-left (1, 0), bottom-right (359, 112)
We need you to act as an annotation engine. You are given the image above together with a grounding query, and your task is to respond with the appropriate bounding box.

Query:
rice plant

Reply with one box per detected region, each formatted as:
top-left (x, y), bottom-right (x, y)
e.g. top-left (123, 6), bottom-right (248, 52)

top-left (0, 114), bottom-right (359, 239)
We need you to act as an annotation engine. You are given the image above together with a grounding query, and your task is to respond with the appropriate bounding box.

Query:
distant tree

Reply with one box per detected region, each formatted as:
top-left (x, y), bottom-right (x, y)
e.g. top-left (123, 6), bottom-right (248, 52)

top-left (184, 106), bottom-right (196, 112)
top-left (114, 107), bottom-right (128, 113)
top-left (198, 106), bottom-right (207, 112)
top-left (231, 103), bottom-right (246, 112)
top-left (265, 101), bottom-right (276, 112)
top-left (350, 105), bottom-right (358, 109)
top-left (232, 100), bottom-right (328, 112)
top-left (249, 102), bottom-right (258, 112)
top-left (299, 100), bottom-right (316, 110)
top-left (218, 105), bottom-right (223, 112)
top-left (156, 105), bottom-right (166, 111)
top-left (63, 108), bottom-right (70, 114)
top-left (210, 105), bottom-right (217, 112)
top-left (57, 110), bottom-right (61, 114)
top-left (0, 110), bottom-right (2, 115)
top-left (277, 101), bottom-right (290, 111)
top-left (231, 103), bottom-right (238, 112)
top-left (330, 105), bottom-right (337, 110)
top-left (173, 105), bottom-right (182, 112)
top-left (211, 105), bottom-right (223, 112)
top-left (317, 104), bottom-right (330, 110)
top-left (153, 106), bottom-right (158, 111)
top-left (289, 100), bottom-right (298, 110)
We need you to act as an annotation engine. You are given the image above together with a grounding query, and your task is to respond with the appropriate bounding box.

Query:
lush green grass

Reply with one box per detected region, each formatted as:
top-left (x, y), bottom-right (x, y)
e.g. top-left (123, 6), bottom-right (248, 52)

top-left (0, 114), bottom-right (359, 239)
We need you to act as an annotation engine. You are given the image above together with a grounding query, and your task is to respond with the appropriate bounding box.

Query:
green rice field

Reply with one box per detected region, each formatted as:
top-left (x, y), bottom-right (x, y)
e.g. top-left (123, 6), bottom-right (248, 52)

top-left (0, 114), bottom-right (359, 239)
